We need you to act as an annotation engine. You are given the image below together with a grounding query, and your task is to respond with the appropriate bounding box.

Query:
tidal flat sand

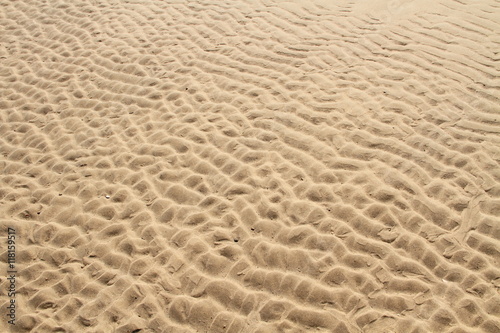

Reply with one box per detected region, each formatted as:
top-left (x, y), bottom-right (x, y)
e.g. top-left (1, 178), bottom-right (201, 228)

top-left (0, 0), bottom-right (499, 332)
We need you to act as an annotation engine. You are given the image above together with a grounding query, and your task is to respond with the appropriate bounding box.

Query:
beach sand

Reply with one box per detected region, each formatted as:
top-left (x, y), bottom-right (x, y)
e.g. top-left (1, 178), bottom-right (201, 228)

top-left (1, 0), bottom-right (499, 332)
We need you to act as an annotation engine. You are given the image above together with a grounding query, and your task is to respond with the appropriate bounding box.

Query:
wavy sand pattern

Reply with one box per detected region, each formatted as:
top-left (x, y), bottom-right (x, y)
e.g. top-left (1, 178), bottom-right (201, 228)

top-left (1, 0), bottom-right (499, 332)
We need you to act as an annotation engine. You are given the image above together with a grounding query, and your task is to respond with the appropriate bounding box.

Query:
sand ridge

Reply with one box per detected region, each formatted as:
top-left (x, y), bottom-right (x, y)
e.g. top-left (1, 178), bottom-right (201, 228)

top-left (0, 0), bottom-right (499, 332)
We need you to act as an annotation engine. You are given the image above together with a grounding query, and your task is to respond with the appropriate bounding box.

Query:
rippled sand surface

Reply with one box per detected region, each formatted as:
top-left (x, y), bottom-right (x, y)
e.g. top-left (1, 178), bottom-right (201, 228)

top-left (1, 0), bottom-right (499, 332)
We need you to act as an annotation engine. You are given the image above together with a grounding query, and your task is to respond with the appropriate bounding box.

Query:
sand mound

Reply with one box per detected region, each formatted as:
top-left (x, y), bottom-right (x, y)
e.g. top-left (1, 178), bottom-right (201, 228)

top-left (1, 0), bottom-right (499, 332)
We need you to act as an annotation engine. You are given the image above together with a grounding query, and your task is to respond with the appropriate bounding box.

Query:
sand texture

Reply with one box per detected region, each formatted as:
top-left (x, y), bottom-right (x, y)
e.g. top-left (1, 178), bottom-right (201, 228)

top-left (1, 0), bottom-right (500, 332)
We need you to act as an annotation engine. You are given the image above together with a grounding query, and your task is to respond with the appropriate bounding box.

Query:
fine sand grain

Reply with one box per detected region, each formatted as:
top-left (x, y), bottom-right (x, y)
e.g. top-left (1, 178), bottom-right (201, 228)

top-left (1, 0), bottom-right (499, 332)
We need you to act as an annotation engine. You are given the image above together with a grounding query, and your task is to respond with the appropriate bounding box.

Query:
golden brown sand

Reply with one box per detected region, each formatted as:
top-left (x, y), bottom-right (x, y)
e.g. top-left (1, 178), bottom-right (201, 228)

top-left (1, 0), bottom-right (499, 332)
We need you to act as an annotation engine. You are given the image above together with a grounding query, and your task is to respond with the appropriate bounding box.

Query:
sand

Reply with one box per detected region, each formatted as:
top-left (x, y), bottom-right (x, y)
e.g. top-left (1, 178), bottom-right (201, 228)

top-left (0, 0), bottom-right (499, 332)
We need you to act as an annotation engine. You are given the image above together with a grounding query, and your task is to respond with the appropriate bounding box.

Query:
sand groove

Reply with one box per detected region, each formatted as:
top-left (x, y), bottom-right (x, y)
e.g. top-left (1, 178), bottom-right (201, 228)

top-left (1, 0), bottom-right (499, 332)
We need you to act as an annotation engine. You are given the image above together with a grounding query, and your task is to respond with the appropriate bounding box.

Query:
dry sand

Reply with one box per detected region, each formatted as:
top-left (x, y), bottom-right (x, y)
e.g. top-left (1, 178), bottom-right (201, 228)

top-left (1, 0), bottom-right (499, 332)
